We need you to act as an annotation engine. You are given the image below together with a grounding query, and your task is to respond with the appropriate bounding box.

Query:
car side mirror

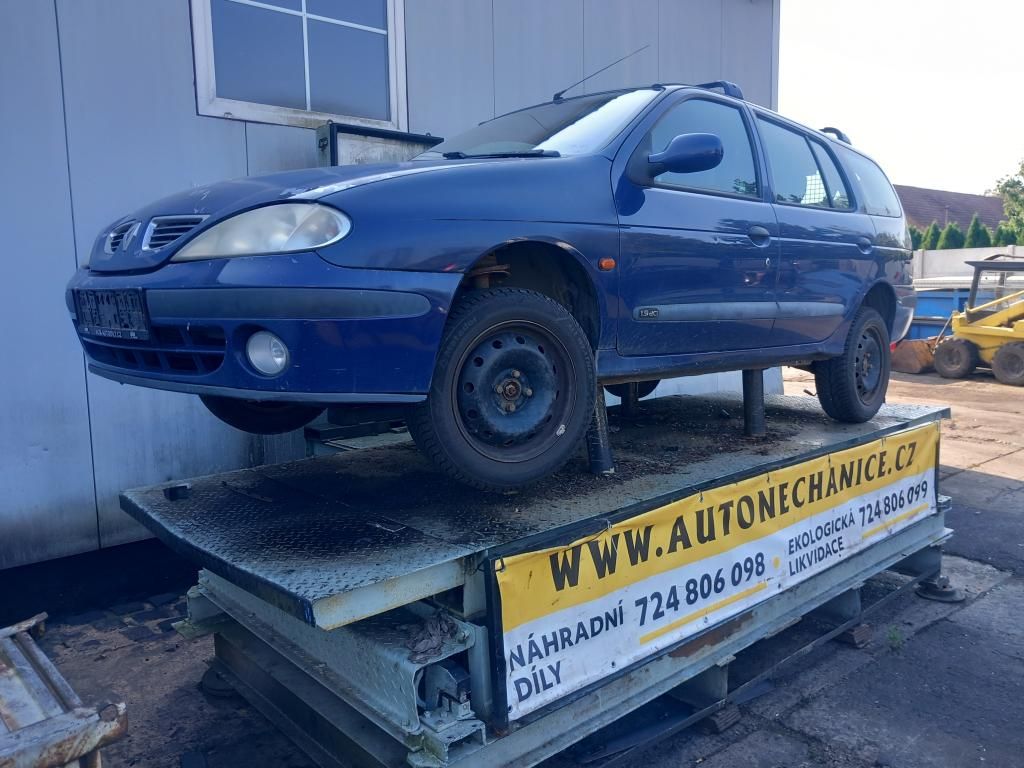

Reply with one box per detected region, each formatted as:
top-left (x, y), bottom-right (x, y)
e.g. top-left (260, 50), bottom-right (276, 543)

top-left (647, 133), bottom-right (723, 177)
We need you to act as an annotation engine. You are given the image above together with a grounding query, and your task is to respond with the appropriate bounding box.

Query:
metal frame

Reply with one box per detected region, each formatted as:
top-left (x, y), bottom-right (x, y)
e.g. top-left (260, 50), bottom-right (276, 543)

top-left (125, 399), bottom-right (951, 767)
top-left (190, 0), bottom-right (408, 131)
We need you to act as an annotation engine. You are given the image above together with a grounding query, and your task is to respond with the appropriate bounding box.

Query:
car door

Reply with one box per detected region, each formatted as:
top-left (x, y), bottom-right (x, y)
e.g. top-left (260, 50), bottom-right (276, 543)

top-left (614, 95), bottom-right (780, 356)
top-left (754, 115), bottom-right (875, 346)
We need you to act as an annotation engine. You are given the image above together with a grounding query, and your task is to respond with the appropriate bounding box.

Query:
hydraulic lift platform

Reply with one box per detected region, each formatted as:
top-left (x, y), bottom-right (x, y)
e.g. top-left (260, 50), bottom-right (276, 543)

top-left (121, 394), bottom-right (952, 768)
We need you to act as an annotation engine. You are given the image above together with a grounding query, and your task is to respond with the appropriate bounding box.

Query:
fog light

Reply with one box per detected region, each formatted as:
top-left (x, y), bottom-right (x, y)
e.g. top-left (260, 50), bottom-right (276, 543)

top-left (246, 331), bottom-right (289, 376)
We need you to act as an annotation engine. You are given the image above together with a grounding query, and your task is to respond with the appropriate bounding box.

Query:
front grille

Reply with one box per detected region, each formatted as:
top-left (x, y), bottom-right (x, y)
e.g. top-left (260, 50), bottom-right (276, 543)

top-left (143, 215), bottom-right (206, 251)
top-left (105, 221), bottom-right (136, 253)
top-left (82, 323), bottom-right (226, 375)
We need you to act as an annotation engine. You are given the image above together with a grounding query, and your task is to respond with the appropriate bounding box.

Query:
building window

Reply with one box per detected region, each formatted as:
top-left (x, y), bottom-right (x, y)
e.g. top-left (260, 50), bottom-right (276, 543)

top-left (191, 0), bottom-right (407, 130)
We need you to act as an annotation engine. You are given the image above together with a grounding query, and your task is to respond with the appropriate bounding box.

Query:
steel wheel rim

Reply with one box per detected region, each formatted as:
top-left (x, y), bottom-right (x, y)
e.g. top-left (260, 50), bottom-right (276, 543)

top-left (452, 321), bottom-right (577, 463)
top-left (854, 326), bottom-right (884, 403)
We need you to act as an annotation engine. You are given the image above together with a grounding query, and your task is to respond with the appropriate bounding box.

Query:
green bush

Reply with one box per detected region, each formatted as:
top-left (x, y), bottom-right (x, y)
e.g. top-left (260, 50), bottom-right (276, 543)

top-left (994, 224), bottom-right (1018, 246)
top-left (909, 225), bottom-right (924, 250)
top-left (936, 222), bottom-right (966, 250)
top-left (964, 214), bottom-right (992, 248)
top-left (920, 221), bottom-right (942, 250)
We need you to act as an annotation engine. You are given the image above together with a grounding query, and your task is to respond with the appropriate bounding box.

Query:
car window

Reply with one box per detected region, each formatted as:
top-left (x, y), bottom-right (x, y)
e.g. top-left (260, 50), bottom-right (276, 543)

top-left (756, 118), bottom-right (830, 207)
top-left (647, 98), bottom-right (758, 197)
top-left (836, 146), bottom-right (902, 217)
top-left (809, 141), bottom-right (853, 209)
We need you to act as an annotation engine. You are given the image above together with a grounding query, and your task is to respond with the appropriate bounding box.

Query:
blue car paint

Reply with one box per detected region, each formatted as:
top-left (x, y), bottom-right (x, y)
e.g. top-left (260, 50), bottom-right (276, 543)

top-left (67, 85), bottom-right (913, 401)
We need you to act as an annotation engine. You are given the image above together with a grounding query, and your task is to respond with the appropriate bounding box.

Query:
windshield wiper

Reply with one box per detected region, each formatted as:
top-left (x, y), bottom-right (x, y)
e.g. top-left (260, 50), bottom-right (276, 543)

top-left (442, 149), bottom-right (561, 159)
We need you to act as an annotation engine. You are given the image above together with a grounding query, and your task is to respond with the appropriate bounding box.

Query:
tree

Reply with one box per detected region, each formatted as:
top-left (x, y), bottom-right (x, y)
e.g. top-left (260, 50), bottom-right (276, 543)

top-left (964, 214), bottom-right (992, 248)
top-left (994, 223), bottom-right (1018, 246)
top-left (920, 221), bottom-right (942, 250)
top-left (936, 222), bottom-right (965, 250)
top-left (908, 225), bottom-right (924, 250)
top-left (997, 160), bottom-right (1024, 240)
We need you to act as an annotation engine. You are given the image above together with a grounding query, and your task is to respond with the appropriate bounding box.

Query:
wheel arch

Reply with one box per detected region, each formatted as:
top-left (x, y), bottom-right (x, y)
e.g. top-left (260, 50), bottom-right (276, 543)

top-left (859, 280), bottom-right (898, 335)
top-left (453, 239), bottom-right (605, 349)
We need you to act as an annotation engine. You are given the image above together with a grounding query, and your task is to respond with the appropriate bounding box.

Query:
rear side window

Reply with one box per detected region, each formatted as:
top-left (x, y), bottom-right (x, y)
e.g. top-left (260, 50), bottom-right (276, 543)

top-left (756, 118), bottom-right (830, 207)
top-left (809, 142), bottom-right (852, 209)
top-left (648, 99), bottom-right (758, 197)
top-left (836, 147), bottom-right (902, 217)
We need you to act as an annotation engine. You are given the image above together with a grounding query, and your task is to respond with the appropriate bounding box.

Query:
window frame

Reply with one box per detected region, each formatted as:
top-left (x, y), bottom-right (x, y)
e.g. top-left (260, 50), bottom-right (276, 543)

top-left (754, 114), bottom-right (857, 213)
top-left (190, 0), bottom-right (408, 131)
top-left (631, 94), bottom-right (764, 202)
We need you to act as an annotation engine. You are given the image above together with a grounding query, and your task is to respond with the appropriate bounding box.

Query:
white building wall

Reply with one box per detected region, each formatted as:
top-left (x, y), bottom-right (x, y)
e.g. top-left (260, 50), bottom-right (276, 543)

top-left (0, 0), bottom-right (781, 568)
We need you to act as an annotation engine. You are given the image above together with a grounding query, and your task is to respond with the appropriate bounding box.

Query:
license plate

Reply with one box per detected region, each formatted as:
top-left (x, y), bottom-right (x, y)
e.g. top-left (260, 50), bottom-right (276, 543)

top-left (74, 289), bottom-right (150, 340)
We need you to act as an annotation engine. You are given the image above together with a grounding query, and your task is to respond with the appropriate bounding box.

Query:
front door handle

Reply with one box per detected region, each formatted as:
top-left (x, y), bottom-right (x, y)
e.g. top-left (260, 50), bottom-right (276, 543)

top-left (748, 225), bottom-right (772, 247)
top-left (857, 237), bottom-right (874, 254)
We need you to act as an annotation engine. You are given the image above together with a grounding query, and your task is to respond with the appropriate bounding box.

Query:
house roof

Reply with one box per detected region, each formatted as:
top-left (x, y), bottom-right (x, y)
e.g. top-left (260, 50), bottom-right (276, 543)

top-left (894, 184), bottom-right (1005, 231)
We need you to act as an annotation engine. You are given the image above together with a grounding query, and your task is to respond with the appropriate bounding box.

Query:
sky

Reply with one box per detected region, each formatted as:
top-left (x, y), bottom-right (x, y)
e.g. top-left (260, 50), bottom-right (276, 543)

top-left (779, 0), bottom-right (1024, 194)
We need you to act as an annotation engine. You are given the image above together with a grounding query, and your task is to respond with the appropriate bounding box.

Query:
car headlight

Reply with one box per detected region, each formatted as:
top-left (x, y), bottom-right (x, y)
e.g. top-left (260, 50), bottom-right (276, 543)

top-left (171, 203), bottom-right (351, 261)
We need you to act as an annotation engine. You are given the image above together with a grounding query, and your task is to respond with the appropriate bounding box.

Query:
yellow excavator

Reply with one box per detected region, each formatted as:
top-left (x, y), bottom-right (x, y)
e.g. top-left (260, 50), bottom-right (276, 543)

top-left (933, 255), bottom-right (1024, 386)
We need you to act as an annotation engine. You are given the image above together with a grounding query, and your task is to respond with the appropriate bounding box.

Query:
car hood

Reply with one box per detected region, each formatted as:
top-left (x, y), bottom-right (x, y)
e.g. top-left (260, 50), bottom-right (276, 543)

top-left (87, 160), bottom-right (462, 273)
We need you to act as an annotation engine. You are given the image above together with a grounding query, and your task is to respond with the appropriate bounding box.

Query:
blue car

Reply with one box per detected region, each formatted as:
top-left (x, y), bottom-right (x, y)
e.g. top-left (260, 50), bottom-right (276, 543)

top-left (67, 83), bottom-right (914, 490)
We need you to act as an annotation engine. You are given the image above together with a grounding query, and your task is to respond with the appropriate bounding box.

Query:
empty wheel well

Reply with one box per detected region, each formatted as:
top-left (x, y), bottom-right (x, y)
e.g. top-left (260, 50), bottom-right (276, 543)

top-left (456, 242), bottom-right (601, 348)
top-left (861, 283), bottom-right (896, 334)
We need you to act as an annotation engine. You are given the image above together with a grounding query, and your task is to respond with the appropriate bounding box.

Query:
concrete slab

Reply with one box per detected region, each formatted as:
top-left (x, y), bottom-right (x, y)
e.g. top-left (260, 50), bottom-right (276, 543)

top-left (783, 615), bottom-right (1024, 768)
top-left (688, 729), bottom-right (813, 768)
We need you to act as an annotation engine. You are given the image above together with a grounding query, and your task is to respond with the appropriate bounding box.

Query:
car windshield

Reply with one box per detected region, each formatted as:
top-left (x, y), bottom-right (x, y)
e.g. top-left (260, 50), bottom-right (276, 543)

top-left (415, 89), bottom-right (659, 159)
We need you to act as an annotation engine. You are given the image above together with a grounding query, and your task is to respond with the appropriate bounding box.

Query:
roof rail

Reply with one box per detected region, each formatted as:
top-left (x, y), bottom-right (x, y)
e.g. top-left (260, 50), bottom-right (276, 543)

top-left (820, 126), bottom-right (851, 144)
top-left (695, 81), bottom-right (744, 99)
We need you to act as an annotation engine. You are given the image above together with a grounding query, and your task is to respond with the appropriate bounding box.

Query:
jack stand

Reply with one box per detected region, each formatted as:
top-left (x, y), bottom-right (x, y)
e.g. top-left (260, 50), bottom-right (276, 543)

top-left (742, 369), bottom-right (766, 437)
top-left (619, 382), bottom-right (640, 418)
top-left (915, 573), bottom-right (965, 603)
top-left (587, 385), bottom-right (615, 475)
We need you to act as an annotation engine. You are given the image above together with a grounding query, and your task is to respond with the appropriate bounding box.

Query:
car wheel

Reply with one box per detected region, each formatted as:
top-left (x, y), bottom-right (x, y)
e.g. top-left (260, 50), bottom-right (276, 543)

top-left (814, 306), bottom-right (891, 423)
top-left (933, 337), bottom-right (979, 379)
top-left (992, 342), bottom-right (1024, 386)
top-left (200, 396), bottom-right (324, 434)
top-left (408, 287), bottom-right (596, 491)
top-left (605, 380), bottom-right (661, 399)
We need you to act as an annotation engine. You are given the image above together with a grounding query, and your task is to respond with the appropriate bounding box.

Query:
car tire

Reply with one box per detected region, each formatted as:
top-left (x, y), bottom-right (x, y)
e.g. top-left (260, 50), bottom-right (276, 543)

top-left (814, 306), bottom-right (891, 423)
top-left (992, 342), bottom-right (1024, 386)
top-left (200, 396), bottom-right (324, 435)
top-left (933, 337), bottom-right (979, 379)
top-left (605, 380), bottom-right (661, 400)
top-left (407, 287), bottom-right (596, 491)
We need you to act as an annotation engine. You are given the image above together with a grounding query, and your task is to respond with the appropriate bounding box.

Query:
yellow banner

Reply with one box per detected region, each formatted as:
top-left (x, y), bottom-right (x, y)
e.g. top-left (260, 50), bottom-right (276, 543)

top-left (497, 422), bottom-right (939, 631)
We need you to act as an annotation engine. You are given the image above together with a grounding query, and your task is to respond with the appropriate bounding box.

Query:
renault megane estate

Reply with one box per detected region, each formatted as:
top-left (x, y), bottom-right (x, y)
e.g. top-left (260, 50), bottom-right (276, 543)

top-left (66, 82), bottom-right (914, 490)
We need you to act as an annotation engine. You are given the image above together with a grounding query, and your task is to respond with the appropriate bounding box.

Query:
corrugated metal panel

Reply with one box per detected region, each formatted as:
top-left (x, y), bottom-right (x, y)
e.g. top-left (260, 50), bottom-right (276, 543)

top-left (404, 0), bottom-right (495, 137)
top-left (0, 0), bottom-right (781, 567)
top-left (55, 0), bottom-right (261, 547)
top-left (493, 0), bottom-right (584, 115)
top-left (658, 0), bottom-right (723, 85)
top-left (720, 0), bottom-right (775, 107)
top-left (245, 123), bottom-right (318, 175)
top-left (0, 2), bottom-right (98, 568)
top-left (582, 0), bottom-right (659, 93)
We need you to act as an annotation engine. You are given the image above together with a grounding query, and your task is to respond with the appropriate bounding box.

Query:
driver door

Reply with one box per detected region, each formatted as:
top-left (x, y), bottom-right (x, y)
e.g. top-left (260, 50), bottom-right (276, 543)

top-left (614, 96), bottom-right (780, 356)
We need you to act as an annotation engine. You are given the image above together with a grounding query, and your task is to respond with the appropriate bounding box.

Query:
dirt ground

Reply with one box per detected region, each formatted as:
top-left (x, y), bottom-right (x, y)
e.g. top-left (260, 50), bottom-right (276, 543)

top-left (35, 369), bottom-right (1024, 768)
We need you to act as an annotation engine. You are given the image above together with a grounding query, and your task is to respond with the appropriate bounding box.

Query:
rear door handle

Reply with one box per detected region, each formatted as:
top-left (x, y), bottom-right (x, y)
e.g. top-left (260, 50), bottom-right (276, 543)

top-left (857, 237), bottom-right (874, 254)
top-left (748, 225), bottom-right (772, 247)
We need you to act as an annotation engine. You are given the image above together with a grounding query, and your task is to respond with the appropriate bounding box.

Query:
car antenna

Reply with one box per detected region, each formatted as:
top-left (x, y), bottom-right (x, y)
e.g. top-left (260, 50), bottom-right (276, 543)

top-left (552, 44), bottom-right (650, 101)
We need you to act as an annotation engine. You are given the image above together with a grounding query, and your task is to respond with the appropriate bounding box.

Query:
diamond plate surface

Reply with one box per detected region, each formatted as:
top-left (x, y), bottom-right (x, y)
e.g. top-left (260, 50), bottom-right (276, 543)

top-left (121, 395), bottom-right (948, 627)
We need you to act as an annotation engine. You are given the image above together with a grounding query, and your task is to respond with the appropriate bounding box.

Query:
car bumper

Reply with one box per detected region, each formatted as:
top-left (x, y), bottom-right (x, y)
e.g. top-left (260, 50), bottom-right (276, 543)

top-left (66, 252), bottom-right (462, 401)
